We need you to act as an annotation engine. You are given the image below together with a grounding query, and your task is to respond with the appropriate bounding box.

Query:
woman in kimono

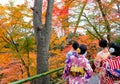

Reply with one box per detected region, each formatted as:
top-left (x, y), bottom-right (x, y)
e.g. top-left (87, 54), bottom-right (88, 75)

top-left (94, 39), bottom-right (110, 83)
top-left (94, 39), bottom-right (110, 72)
top-left (101, 43), bottom-right (120, 84)
top-left (65, 41), bottom-right (79, 63)
top-left (62, 44), bottom-right (93, 84)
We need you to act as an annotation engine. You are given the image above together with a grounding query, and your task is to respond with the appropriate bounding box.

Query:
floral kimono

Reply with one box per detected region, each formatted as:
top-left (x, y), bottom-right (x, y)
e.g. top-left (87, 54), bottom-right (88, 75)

top-left (62, 53), bottom-right (93, 84)
top-left (94, 49), bottom-right (110, 68)
top-left (65, 50), bottom-right (78, 63)
top-left (101, 56), bottom-right (120, 84)
top-left (94, 49), bottom-right (110, 83)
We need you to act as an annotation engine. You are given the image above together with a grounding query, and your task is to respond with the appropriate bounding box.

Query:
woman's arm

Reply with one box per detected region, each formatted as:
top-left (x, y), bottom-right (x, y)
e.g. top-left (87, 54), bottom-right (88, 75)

top-left (85, 59), bottom-right (93, 79)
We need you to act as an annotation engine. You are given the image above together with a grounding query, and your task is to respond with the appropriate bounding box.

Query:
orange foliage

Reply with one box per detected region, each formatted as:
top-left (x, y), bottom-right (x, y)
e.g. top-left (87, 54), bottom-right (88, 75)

top-left (1, 0), bottom-right (117, 82)
top-left (0, 57), bottom-right (23, 83)
top-left (77, 35), bottom-right (99, 58)
top-left (63, 35), bottom-right (99, 59)
top-left (48, 52), bottom-right (65, 78)
top-left (0, 53), bottom-right (36, 83)
top-left (49, 35), bottom-right (99, 78)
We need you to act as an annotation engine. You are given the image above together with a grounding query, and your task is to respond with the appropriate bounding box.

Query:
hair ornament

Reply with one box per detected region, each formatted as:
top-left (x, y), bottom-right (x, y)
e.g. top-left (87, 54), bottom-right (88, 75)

top-left (109, 47), bottom-right (115, 53)
top-left (77, 48), bottom-right (81, 53)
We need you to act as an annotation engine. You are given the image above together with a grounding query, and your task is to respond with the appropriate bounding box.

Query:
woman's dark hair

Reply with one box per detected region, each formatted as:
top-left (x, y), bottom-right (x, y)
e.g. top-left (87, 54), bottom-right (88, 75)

top-left (72, 41), bottom-right (79, 50)
top-left (109, 43), bottom-right (120, 56)
top-left (99, 39), bottom-right (108, 48)
top-left (78, 44), bottom-right (87, 54)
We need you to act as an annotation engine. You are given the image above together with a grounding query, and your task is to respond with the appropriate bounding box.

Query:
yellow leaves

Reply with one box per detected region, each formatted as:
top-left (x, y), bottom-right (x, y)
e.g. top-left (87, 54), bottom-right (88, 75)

top-left (14, 11), bottom-right (22, 18)
top-left (0, 2), bottom-right (34, 83)
top-left (0, 18), bottom-right (8, 23)
top-left (49, 30), bottom-right (66, 77)
top-left (50, 73), bottom-right (56, 78)
top-left (49, 49), bottom-right (65, 69)
top-left (0, 18), bottom-right (8, 29)
top-left (10, 19), bottom-right (17, 25)
top-left (20, 52), bottom-right (36, 76)
top-left (49, 52), bottom-right (65, 78)
top-left (0, 5), bottom-right (6, 15)
top-left (0, 53), bottom-right (12, 66)
top-left (53, 36), bottom-right (67, 45)
top-left (50, 49), bottom-right (61, 56)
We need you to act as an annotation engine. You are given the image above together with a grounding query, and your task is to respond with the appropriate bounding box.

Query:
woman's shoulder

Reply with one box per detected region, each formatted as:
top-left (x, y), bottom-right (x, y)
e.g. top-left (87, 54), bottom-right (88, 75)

top-left (69, 55), bottom-right (78, 60)
top-left (96, 51), bottom-right (103, 57)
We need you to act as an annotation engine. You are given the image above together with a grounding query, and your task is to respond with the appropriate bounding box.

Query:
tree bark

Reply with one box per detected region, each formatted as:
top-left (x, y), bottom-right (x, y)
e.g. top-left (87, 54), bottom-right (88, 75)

top-left (33, 0), bottom-right (54, 84)
top-left (97, 0), bottom-right (111, 42)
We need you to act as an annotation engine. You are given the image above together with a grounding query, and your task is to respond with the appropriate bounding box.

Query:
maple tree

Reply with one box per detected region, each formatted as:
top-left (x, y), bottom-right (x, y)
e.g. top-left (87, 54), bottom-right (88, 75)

top-left (81, 0), bottom-right (120, 42)
top-left (0, 0), bottom-right (119, 83)
top-left (53, 0), bottom-right (120, 42)
top-left (0, 2), bottom-right (36, 83)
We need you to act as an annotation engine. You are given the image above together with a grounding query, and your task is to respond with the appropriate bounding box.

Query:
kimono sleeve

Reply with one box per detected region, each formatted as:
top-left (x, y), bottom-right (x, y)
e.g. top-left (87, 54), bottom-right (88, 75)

top-left (84, 58), bottom-right (93, 79)
top-left (62, 56), bottom-right (72, 79)
top-left (94, 52), bottom-right (102, 68)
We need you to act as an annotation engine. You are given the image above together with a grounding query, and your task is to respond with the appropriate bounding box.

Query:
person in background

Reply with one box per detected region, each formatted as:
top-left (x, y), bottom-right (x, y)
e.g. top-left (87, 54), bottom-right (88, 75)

top-left (94, 39), bottom-right (110, 83)
top-left (62, 44), bottom-right (93, 84)
top-left (94, 39), bottom-right (110, 69)
top-left (65, 41), bottom-right (79, 63)
top-left (101, 43), bottom-right (120, 84)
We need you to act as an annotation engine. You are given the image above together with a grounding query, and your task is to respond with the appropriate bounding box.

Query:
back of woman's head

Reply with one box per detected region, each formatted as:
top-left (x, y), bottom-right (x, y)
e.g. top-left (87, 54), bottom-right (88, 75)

top-left (99, 39), bottom-right (108, 48)
top-left (78, 44), bottom-right (87, 55)
top-left (109, 43), bottom-right (120, 56)
top-left (72, 41), bottom-right (79, 50)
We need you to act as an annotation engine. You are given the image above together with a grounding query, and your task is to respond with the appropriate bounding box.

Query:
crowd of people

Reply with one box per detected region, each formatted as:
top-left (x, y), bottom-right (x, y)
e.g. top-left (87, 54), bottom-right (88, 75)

top-left (62, 39), bottom-right (120, 84)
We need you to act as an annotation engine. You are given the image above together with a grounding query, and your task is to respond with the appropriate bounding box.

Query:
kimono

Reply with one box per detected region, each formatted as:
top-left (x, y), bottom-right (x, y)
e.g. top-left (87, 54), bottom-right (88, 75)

top-left (65, 50), bottom-right (77, 63)
top-left (101, 56), bottom-right (120, 84)
top-left (66, 50), bottom-right (87, 63)
top-left (94, 49), bottom-right (110, 83)
top-left (94, 49), bottom-right (110, 68)
top-left (62, 53), bottom-right (93, 84)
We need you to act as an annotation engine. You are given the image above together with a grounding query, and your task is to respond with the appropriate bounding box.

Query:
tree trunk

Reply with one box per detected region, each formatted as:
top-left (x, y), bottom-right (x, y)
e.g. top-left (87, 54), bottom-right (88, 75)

top-left (33, 0), bottom-right (54, 84)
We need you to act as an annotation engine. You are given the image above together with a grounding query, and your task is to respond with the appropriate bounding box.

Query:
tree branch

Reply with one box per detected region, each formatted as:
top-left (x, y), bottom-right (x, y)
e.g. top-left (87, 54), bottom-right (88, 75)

top-left (73, 1), bottom-right (87, 35)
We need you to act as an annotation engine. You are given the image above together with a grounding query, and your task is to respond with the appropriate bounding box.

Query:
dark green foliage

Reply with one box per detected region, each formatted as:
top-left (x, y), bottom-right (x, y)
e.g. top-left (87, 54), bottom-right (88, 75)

top-left (114, 36), bottom-right (120, 45)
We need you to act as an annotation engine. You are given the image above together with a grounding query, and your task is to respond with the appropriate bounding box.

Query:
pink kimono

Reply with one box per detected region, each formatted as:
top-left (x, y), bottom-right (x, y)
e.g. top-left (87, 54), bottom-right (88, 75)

top-left (62, 53), bottom-right (93, 84)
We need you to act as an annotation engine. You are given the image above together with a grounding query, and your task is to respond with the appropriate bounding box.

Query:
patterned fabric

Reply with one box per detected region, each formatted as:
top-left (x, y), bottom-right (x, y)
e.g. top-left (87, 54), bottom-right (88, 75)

top-left (101, 56), bottom-right (120, 84)
top-left (62, 54), bottom-right (93, 84)
top-left (101, 75), bottom-right (114, 84)
top-left (94, 49), bottom-right (110, 84)
top-left (65, 50), bottom-right (78, 63)
top-left (94, 50), bottom-right (110, 68)
top-left (102, 56), bottom-right (120, 69)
